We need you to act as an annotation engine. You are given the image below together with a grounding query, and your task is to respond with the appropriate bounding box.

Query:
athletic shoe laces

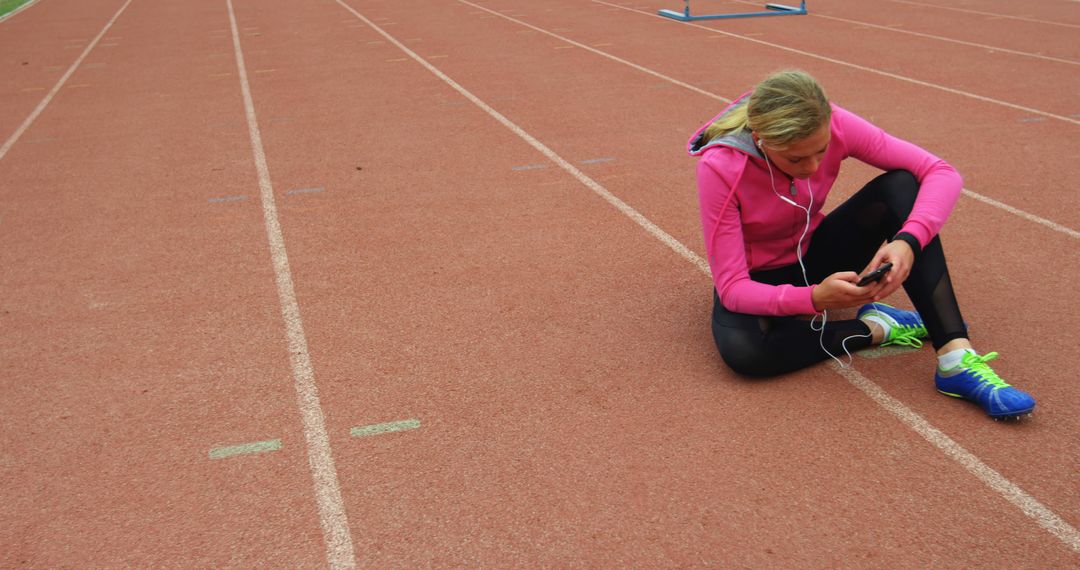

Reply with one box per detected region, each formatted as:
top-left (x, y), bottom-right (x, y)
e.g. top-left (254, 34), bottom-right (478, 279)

top-left (960, 351), bottom-right (1011, 389)
top-left (882, 322), bottom-right (927, 348)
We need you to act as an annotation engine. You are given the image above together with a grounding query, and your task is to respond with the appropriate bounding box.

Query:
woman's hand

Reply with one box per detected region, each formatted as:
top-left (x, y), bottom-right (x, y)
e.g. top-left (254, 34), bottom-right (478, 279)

top-left (811, 271), bottom-right (882, 311)
top-left (861, 240), bottom-right (915, 301)
top-left (811, 240), bottom-right (916, 311)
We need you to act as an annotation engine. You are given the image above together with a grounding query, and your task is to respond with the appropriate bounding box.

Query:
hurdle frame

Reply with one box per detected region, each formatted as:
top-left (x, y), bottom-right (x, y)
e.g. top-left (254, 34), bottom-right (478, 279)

top-left (658, 0), bottom-right (807, 21)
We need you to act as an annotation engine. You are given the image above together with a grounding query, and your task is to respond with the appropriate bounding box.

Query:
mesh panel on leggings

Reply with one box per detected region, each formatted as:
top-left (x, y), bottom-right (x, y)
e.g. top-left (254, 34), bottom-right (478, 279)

top-left (901, 238), bottom-right (969, 349)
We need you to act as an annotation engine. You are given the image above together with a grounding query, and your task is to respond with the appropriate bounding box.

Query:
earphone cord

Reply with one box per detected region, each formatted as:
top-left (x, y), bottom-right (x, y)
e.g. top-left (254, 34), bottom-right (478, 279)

top-left (761, 148), bottom-right (869, 369)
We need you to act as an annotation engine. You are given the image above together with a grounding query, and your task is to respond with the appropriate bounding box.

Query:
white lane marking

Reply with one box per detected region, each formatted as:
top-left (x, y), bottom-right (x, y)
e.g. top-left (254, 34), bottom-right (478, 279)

top-left (350, 419), bottom-right (421, 438)
top-left (226, 1), bottom-right (357, 568)
top-left (335, 0), bottom-right (708, 272)
top-left (456, 0), bottom-right (1080, 241)
top-left (856, 345), bottom-right (917, 359)
top-left (336, 2), bottom-right (1080, 553)
top-left (208, 195), bottom-right (248, 203)
top-left (0, 0), bottom-right (41, 23)
top-left (0, 0), bottom-right (134, 163)
top-left (580, 157), bottom-right (617, 165)
top-left (286, 187), bottom-right (325, 196)
top-left (511, 163), bottom-right (548, 171)
top-left (209, 438), bottom-right (283, 459)
top-left (593, 0), bottom-right (1080, 126)
top-left (961, 189), bottom-right (1080, 240)
top-left (728, 0), bottom-right (1080, 66)
top-left (885, 0), bottom-right (1080, 29)
top-left (456, 0), bottom-right (729, 103)
top-left (833, 364), bottom-right (1080, 553)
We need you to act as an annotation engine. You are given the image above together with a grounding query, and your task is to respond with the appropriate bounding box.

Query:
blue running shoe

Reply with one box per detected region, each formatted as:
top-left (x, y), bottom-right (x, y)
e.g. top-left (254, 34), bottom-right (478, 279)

top-left (857, 303), bottom-right (929, 348)
top-left (935, 351), bottom-right (1035, 418)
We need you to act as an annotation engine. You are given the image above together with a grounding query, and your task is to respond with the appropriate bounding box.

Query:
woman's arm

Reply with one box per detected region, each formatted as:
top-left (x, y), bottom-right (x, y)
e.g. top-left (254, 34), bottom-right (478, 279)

top-left (697, 158), bottom-right (820, 316)
top-left (834, 105), bottom-right (964, 250)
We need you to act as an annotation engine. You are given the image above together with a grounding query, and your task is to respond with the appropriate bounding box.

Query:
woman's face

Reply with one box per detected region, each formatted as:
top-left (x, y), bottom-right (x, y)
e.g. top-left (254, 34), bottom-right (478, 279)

top-left (760, 124), bottom-right (831, 180)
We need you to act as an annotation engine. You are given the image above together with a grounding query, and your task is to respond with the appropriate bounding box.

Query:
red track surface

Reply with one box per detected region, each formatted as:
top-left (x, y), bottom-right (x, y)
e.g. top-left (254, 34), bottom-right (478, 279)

top-left (2, 0), bottom-right (1077, 567)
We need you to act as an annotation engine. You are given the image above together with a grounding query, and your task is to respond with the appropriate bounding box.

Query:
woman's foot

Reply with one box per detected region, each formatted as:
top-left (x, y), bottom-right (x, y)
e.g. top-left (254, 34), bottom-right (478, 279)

top-left (935, 350), bottom-right (1036, 419)
top-left (857, 303), bottom-right (929, 347)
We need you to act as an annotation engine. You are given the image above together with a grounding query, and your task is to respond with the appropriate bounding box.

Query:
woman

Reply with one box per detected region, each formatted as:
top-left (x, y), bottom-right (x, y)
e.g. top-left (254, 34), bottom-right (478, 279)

top-left (689, 70), bottom-right (1033, 419)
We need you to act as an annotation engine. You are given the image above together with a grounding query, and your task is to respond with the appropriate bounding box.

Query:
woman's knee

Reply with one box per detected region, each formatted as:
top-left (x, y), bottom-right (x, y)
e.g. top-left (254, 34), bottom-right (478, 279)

top-left (880, 169), bottom-right (919, 207)
top-left (721, 351), bottom-right (782, 378)
top-left (713, 327), bottom-right (784, 378)
top-left (882, 169), bottom-right (918, 188)
top-left (857, 169), bottom-right (919, 230)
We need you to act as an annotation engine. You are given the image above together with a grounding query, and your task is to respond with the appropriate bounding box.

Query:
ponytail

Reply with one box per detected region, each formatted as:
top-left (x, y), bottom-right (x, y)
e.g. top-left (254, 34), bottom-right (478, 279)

top-left (702, 70), bottom-right (830, 149)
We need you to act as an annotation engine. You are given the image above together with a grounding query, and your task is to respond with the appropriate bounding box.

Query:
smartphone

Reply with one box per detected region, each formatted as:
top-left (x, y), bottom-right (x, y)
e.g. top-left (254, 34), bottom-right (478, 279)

top-left (857, 262), bottom-right (893, 287)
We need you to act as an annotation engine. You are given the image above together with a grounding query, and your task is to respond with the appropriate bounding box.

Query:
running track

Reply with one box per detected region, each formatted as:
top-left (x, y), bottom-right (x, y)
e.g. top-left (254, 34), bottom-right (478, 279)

top-left (1, 0), bottom-right (1078, 566)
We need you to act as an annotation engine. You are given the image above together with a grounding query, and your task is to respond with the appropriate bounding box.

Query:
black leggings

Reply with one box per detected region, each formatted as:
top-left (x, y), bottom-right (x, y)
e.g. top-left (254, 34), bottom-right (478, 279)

top-left (711, 170), bottom-right (968, 377)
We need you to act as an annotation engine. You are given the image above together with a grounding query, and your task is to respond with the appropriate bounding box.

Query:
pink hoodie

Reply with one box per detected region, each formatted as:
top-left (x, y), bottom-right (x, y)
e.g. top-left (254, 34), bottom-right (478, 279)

top-left (689, 96), bottom-right (963, 316)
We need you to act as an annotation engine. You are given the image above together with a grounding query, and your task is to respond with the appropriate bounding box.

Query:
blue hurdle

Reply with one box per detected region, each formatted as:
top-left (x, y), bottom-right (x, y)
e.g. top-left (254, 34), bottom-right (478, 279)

top-left (658, 0), bottom-right (807, 21)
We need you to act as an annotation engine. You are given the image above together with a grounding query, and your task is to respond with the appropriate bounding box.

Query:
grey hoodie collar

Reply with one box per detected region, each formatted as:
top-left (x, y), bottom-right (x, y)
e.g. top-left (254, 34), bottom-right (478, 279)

top-left (689, 128), bottom-right (763, 159)
top-left (687, 93), bottom-right (764, 160)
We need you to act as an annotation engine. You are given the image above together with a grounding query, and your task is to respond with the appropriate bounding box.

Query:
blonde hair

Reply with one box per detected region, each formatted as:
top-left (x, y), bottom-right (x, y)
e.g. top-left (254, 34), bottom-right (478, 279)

top-left (702, 70), bottom-right (831, 149)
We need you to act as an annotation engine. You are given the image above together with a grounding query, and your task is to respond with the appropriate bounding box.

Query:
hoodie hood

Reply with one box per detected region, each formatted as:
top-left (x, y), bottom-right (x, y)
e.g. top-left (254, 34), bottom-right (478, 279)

top-left (687, 92), bottom-right (764, 160)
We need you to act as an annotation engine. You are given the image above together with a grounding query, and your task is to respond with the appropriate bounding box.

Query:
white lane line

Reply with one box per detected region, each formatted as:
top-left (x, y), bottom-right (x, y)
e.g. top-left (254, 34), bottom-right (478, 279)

top-left (457, 0), bottom-right (1080, 241)
top-left (885, 0), bottom-right (1080, 29)
top-left (833, 364), bottom-right (1080, 552)
top-left (729, 0), bottom-right (1080, 66)
top-left (456, 0), bottom-right (729, 104)
top-left (0, 0), bottom-right (134, 163)
top-left (335, 0), bottom-right (707, 272)
top-left (336, 2), bottom-right (1080, 554)
top-left (961, 189), bottom-right (1080, 239)
top-left (225, 1), bottom-right (356, 568)
top-left (0, 0), bottom-right (42, 23)
top-left (593, 0), bottom-right (1080, 126)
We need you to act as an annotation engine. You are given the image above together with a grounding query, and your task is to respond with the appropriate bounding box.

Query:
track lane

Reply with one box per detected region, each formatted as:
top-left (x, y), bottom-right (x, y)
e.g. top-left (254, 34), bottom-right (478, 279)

top-left (222, 0), bottom-right (1079, 563)
top-left (327, 0), bottom-right (1080, 546)
top-left (454, 0), bottom-right (1080, 236)
top-left (224, 0), bottom-right (356, 564)
top-left (3, 0), bottom-right (1076, 565)
top-left (803, 0), bottom-right (1079, 62)
top-left (721, 10), bottom-right (1080, 117)
top-left (882, 0), bottom-right (1080, 27)
top-left (0, 0), bottom-right (331, 566)
top-left (595, 0), bottom-right (1080, 123)
top-left (0, 0), bottom-right (130, 152)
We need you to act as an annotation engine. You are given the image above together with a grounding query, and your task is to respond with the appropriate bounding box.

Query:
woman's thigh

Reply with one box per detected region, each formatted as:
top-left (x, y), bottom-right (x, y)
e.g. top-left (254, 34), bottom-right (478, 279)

top-left (711, 293), bottom-right (871, 376)
top-left (803, 170), bottom-right (918, 283)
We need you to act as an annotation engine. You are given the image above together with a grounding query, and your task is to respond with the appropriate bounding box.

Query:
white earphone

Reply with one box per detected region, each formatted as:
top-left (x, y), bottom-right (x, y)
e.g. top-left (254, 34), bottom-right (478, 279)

top-left (758, 136), bottom-right (805, 210)
top-left (776, 193), bottom-right (799, 208)
top-left (757, 132), bottom-right (868, 368)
